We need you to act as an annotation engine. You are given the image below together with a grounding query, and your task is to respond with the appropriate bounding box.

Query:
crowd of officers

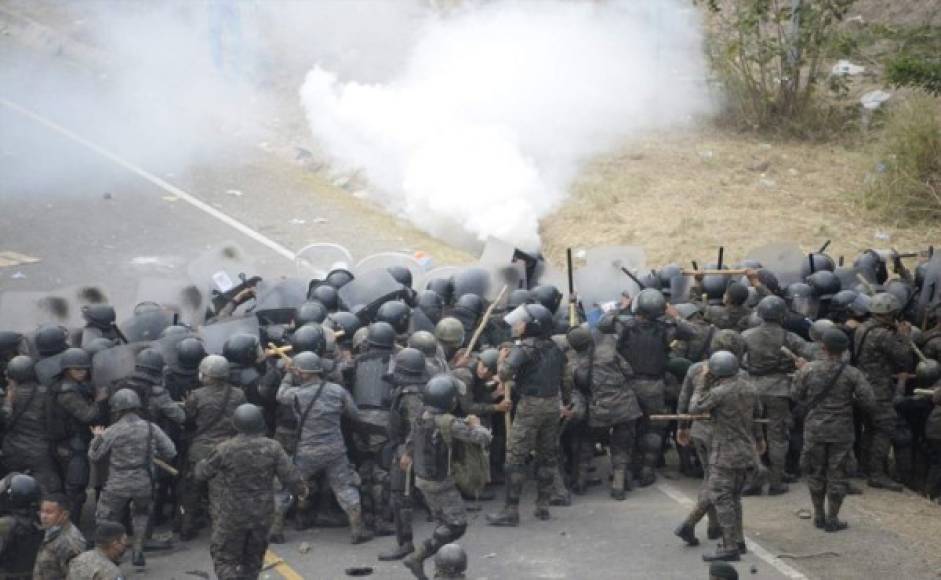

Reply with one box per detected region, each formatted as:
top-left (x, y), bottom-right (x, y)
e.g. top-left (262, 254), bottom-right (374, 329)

top-left (0, 251), bottom-right (940, 579)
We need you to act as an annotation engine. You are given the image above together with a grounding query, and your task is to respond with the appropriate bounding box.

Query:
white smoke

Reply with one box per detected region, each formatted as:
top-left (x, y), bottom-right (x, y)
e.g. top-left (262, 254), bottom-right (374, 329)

top-left (300, 0), bottom-right (714, 252)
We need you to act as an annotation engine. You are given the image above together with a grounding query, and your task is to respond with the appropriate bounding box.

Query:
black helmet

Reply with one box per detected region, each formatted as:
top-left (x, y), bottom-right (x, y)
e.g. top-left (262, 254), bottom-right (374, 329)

top-left (519, 303), bottom-right (554, 338)
top-left (416, 290), bottom-right (444, 322)
top-left (295, 301), bottom-right (329, 326)
top-left (853, 250), bottom-right (888, 284)
top-left (426, 278), bottom-right (454, 305)
top-left (849, 293), bottom-right (871, 317)
top-left (329, 312), bottom-right (362, 340)
top-left (0, 331), bottom-right (22, 353)
top-left (232, 403), bottom-right (266, 434)
top-left (829, 290), bottom-right (858, 313)
top-left (292, 351), bottom-right (323, 374)
top-left (884, 280), bottom-right (913, 312)
top-left (634, 289), bottom-right (666, 319)
top-left (366, 322), bottom-right (396, 349)
top-left (376, 301), bottom-right (411, 334)
top-left (423, 374), bottom-right (458, 411)
top-left (725, 282), bottom-right (749, 306)
top-left (756, 295), bottom-right (787, 323)
top-left (478, 348), bottom-right (499, 374)
top-left (394, 348), bottom-right (427, 377)
top-left (110, 388), bottom-right (142, 413)
top-left (507, 289), bottom-right (534, 310)
top-left (407, 330), bottom-right (438, 356)
top-left (61, 347), bottom-right (92, 370)
top-left (531, 285), bottom-right (562, 314)
top-left (387, 265), bottom-right (413, 288)
top-left (291, 324), bottom-right (327, 356)
top-left (135, 348), bottom-right (165, 373)
top-left (308, 284), bottom-right (340, 311)
top-left (703, 274), bottom-right (729, 301)
top-left (821, 328), bottom-right (850, 354)
top-left (5, 355), bottom-right (35, 383)
top-left (915, 359), bottom-right (941, 387)
top-left (454, 294), bottom-right (485, 319)
top-left (82, 337), bottom-right (114, 357)
top-left (81, 304), bottom-right (116, 328)
top-left (434, 543), bottom-right (468, 577)
top-left (177, 337), bottom-right (207, 370)
top-left (223, 334), bottom-right (262, 367)
top-left (566, 326), bottom-right (593, 352)
top-left (801, 253), bottom-right (836, 278)
top-left (35, 324), bottom-right (69, 357)
top-left (638, 270), bottom-right (662, 291)
top-left (3, 473), bottom-right (40, 510)
top-left (159, 325), bottom-right (191, 339)
top-left (658, 264), bottom-right (683, 288)
top-left (707, 350), bottom-right (739, 378)
top-left (755, 269), bottom-right (781, 295)
top-left (807, 270), bottom-right (841, 299)
top-left (673, 302), bottom-right (701, 321)
top-left (325, 268), bottom-right (355, 289)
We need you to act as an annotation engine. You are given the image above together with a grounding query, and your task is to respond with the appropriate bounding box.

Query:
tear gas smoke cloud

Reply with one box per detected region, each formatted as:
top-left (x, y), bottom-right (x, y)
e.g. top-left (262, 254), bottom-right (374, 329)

top-left (301, 0), bottom-right (714, 252)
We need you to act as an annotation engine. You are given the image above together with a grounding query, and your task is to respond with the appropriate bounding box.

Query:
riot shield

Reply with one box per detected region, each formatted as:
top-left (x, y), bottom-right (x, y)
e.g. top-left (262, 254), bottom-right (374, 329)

top-left (745, 242), bottom-right (805, 287)
top-left (186, 242), bottom-right (259, 315)
top-left (151, 331), bottom-right (197, 370)
top-left (0, 284), bottom-right (110, 333)
top-left (254, 278), bottom-right (308, 313)
top-left (419, 266), bottom-right (462, 292)
top-left (478, 239), bottom-right (528, 300)
top-left (119, 309), bottom-right (174, 343)
top-left (574, 246), bottom-right (647, 309)
top-left (134, 277), bottom-right (205, 327)
top-left (916, 255), bottom-right (941, 322)
top-left (34, 352), bottom-right (65, 387)
top-left (295, 243), bottom-right (355, 281)
top-left (355, 253), bottom-right (424, 288)
top-left (337, 269), bottom-right (406, 320)
top-left (198, 315), bottom-right (261, 355)
top-left (92, 344), bottom-right (149, 390)
top-left (451, 268), bottom-right (492, 299)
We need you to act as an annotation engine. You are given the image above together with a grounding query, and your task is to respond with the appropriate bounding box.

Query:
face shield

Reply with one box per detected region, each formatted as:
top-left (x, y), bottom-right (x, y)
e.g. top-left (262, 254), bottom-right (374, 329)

top-left (503, 305), bottom-right (534, 337)
top-left (791, 295), bottom-right (820, 318)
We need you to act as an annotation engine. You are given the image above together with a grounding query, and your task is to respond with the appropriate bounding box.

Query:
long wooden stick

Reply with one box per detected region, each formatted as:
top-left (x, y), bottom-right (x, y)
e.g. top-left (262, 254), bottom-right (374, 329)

top-left (464, 285), bottom-right (508, 355)
top-left (681, 269), bottom-right (748, 276)
top-left (914, 388), bottom-right (936, 397)
top-left (154, 458), bottom-right (179, 477)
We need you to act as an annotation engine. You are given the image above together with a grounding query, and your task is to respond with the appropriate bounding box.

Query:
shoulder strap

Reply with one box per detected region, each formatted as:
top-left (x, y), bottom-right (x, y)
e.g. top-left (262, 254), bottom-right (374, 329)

top-left (693, 326), bottom-right (716, 362)
top-left (6, 384), bottom-right (39, 433)
top-left (853, 325), bottom-right (877, 365)
top-left (802, 363), bottom-right (847, 415)
top-left (145, 420), bottom-right (154, 482)
top-left (196, 385), bottom-right (233, 436)
top-left (292, 383), bottom-right (326, 457)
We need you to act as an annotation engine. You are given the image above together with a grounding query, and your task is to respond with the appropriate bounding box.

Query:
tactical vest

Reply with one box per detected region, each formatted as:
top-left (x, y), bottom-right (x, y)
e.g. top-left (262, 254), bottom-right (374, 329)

top-left (119, 373), bottom-right (158, 420)
top-left (352, 352), bottom-right (393, 409)
top-left (388, 384), bottom-right (422, 446)
top-left (744, 325), bottom-right (790, 375)
top-left (230, 365), bottom-right (263, 405)
top-left (619, 320), bottom-right (669, 378)
top-left (0, 514), bottom-right (43, 577)
top-left (515, 338), bottom-right (564, 398)
top-left (412, 412), bottom-right (449, 482)
top-left (46, 381), bottom-right (94, 442)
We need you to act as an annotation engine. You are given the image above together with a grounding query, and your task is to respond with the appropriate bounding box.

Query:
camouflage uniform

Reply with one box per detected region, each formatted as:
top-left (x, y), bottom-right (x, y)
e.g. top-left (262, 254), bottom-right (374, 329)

top-left (180, 381), bottom-right (246, 535)
top-left (111, 371), bottom-right (185, 427)
top-left (88, 413), bottom-right (176, 550)
top-left (704, 304), bottom-right (752, 332)
top-left (742, 322), bottom-right (810, 489)
top-left (918, 327), bottom-right (941, 361)
top-left (925, 383), bottom-right (941, 499)
top-left (792, 358), bottom-right (876, 522)
top-left (852, 320), bottom-right (913, 481)
top-left (66, 548), bottom-right (124, 580)
top-left (676, 362), bottom-right (718, 533)
top-left (196, 432), bottom-right (304, 580)
top-left (48, 378), bottom-right (103, 518)
top-left (2, 380), bottom-right (62, 494)
top-left (33, 521), bottom-right (86, 580)
top-left (690, 373), bottom-right (762, 552)
top-left (0, 512), bottom-right (43, 580)
top-left (276, 376), bottom-right (362, 516)
top-left (384, 374), bottom-right (427, 557)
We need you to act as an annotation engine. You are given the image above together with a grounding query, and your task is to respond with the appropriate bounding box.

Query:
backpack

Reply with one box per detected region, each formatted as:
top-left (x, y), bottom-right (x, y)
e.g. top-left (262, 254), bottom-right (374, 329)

top-left (434, 413), bottom-right (490, 498)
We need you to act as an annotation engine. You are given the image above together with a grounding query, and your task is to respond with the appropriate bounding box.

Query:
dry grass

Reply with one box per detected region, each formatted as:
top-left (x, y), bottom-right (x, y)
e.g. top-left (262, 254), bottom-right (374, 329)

top-left (540, 125), bottom-right (941, 268)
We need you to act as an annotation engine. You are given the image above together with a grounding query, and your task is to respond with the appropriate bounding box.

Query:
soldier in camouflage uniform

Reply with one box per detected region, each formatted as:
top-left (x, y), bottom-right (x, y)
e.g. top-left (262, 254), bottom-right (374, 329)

top-left (179, 355), bottom-right (246, 540)
top-left (110, 348), bottom-right (185, 427)
top-left (852, 293), bottom-right (913, 491)
top-left (277, 351), bottom-right (372, 543)
top-left (402, 375), bottom-right (492, 580)
top-left (196, 404), bottom-right (306, 580)
top-left (487, 304), bottom-right (568, 526)
top-left (88, 389), bottom-right (176, 567)
top-left (674, 330), bottom-right (746, 546)
top-left (690, 351), bottom-right (764, 562)
top-left (792, 328), bottom-right (877, 532)
top-left (33, 493), bottom-right (86, 580)
top-left (2, 356), bottom-right (62, 495)
top-left (566, 326), bottom-right (641, 500)
top-left (742, 296), bottom-right (811, 494)
top-left (704, 281), bottom-right (753, 332)
top-left (66, 521), bottom-right (127, 580)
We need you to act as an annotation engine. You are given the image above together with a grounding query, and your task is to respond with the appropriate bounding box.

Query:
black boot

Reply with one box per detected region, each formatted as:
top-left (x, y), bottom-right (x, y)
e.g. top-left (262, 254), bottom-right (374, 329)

top-left (379, 541), bottom-right (415, 561)
top-left (487, 467), bottom-right (522, 527)
top-left (811, 491), bottom-right (826, 529)
top-left (402, 544), bottom-right (429, 580)
top-left (673, 522), bottom-right (699, 546)
top-left (824, 495), bottom-right (848, 533)
top-left (706, 523), bottom-right (722, 540)
top-left (702, 545), bottom-right (741, 562)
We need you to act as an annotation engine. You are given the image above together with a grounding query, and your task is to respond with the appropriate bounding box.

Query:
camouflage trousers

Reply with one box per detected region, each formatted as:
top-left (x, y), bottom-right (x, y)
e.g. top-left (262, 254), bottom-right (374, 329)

top-left (210, 521), bottom-right (268, 580)
top-left (706, 465), bottom-right (748, 549)
top-left (632, 378), bottom-right (668, 475)
top-left (506, 396), bottom-right (559, 503)
top-left (414, 477), bottom-right (467, 560)
top-left (295, 451), bottom-right (361, 513)
top-left (800, 440), bottom-right (853, 499)
top-left (684, 434), bottom-right (718, 530)
top-left (862, 400), bottom-right (897, 479)
top-left (96, 488), bottom-right (152, 547)
top-left (758, 395), bottom-right (792, 487)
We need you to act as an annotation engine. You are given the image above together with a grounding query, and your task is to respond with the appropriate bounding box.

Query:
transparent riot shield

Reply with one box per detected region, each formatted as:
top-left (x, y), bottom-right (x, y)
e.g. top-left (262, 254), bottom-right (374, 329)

top-left (198, 315), bottom-right (261, 355)
top-left (119, 309), bottom-right (174, 343)
top-left (295, 243), bottom-right (355, 281)
top-left (745, 242), bottom-right (806, 288)
top-left (355, 252), bottom-right (425, 287)
top-left (133, 277), bottom-right (205, 327)
top-left (92, 344), bottom-right (149, 390)
top-left (337, 269), bottom-right (406, 320)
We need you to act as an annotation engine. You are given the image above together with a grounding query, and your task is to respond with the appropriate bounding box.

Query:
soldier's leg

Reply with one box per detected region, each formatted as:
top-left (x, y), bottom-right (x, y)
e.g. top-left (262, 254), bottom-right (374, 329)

top-left (95, 488), bottom-right (130, 529)
top-left (379, 460), bottom-right (415, 561)
top-left (240, 525), bottom-right (270, 579)
top-left (634, 381), bottom-right (668, 486)
top-left (676, 436), bottom-right (717, 545)
top-left (926, 439), bottom-right (941, 500)
top-left (534, 410), bottom-right (561, 519)
top-left (405, 480), bottom-right (467, 580)
top-left (801, 441), bottom-right (828, 529)
top-left (209, 525), bottom-right (246, 580)
top-left (867, 403), bottom-right (902, 491)
top-left (129, 495), bottom-right (152, 566)
top-left (487, 404), bottom-right (538, 527)
top-left (703, 466), bottom-right (743, 562)
top-left (892, 415), bottom-right (914, 486)
top-left (761, 395), bottom-right (791, 493)
top-left (825, 443), bottom-right (853, 532)
top-left (326, 455), bottom-right (372, 544)
top-left (59, 446), bottom-right (90, 524)
top-left (609, 420), bottom-right (635, 500)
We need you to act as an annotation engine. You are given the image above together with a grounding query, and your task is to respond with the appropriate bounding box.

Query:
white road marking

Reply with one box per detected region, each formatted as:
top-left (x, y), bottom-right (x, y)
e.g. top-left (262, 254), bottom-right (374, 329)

top-left (657, 482), bottom-right (810, 580)
top-left (1, 98), bottom-right (297, 262)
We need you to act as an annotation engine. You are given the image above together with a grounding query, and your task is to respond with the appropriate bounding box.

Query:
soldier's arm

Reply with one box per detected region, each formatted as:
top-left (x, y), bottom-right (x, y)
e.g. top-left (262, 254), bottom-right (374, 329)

top-left (275, 381), bottom-right (299, 405)
top-left (451, 417), bottom-right (493, 447)
top-left (852, 369), bottom-right (879, 414)
top-left (195, 447), bottom-right (222, 483)
top-left (58, 389), bottom-right (102, 424)
top-left (672, 318), bottom-right (699, 342)
top-left (152, 423), bottom-right (178, 461)
top-left (88, 425), bottom-right (116, 462)
top-left (274, 445), bottom-right (306, 496)
top-left (153, 387), bottom-right (185, 425)
top-left (785, 332), bottom-right (814, 361)
top-left (676, 366), bottom-right (700, 427)
top-left (0, 515), bottom-right (13, 554)
top-left (689, 384), bottom-right (725, 414)
top-left (498, 346), bottom-right (528, 383)
top-left (341, 388), bottom-right (362, 421)
top-left (882, 330), bottom-right (914, 372)
top-left (184, 391), bottom-right (199, 422)
top-left (791, 365), bottom-right (811, 402)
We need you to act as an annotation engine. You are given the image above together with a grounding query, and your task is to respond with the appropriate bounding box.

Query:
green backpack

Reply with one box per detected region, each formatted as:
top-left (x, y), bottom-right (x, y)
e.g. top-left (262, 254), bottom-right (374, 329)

top-left (434, 413), bottom-right (491, 498)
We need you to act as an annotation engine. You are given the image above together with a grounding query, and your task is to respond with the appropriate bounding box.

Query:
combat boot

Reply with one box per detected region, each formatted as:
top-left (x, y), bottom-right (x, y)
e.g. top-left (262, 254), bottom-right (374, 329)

top-left (811, 491), bottom-right (826, 529)
top-left (487, 467), bottom-right (523, 527)
top-left (824, 495), bottom-right (848, 533)
top-left (638, 466), bottom-right (657, 487)
top-left (573, 463), bottom-right (589, 495)
top-left (702, 545), bottom-right (741, 562)
top-left (131, 536), bottom-right (146, 567)
top-left (379, 541), bottom-right (415, 561)
top-left (867, 474), bottom-right (903, 492)
top-left (610, 468), bottom-right (627, 501)
top-left (673, 521), bottom-right (699, 546)
top-left (403, 544), bottom-right (430, 580)
top-left (348, 507), bottom-right (375, 544)
top-left (486, 504), bottom-right (520, 527)
top-left (269, 511), bottom-right (286, 544)
top-left (767, 482), bottom-right (789, 495)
